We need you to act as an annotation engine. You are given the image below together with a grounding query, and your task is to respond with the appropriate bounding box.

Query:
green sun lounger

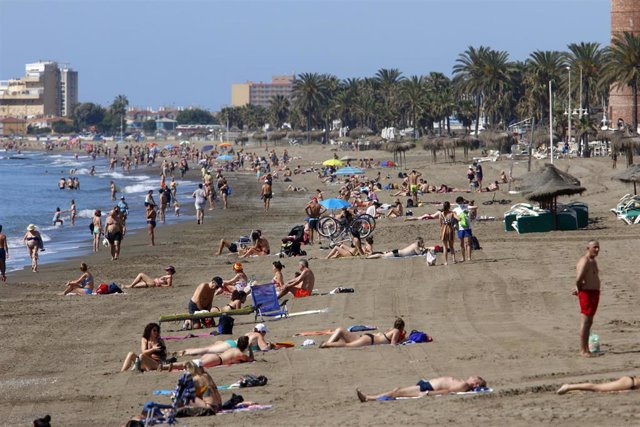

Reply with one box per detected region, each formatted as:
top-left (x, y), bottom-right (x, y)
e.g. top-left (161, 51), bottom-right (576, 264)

top-left (159, 306), bottom-right (255, 324)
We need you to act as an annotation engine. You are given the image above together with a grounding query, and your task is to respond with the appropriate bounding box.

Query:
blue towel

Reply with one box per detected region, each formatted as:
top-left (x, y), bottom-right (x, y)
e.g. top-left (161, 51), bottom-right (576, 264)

top-left (348, 325), bottom-right (377, 332)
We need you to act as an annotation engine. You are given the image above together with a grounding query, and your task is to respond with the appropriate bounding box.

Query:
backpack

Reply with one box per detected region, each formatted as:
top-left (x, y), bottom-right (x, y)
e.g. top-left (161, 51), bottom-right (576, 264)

top-left (218, 314), bottom-right (234, 335)
top-left (239, 374), bottom-right (268, 388)
top-left (406, 199), bottom-right (415, 208)
top-left (108, 282), bottom-right (123, 294)
top-left (95, 283), bottom-right (109, 294)
top-left (471, 236), bottom-right (482, 250)
top-left (407, 330), bottom-right (431, 343)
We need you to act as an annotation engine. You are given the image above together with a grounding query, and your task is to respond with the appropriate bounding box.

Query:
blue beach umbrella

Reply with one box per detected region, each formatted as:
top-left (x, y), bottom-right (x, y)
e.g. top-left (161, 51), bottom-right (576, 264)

top-left (217, 154), bottom-right (234, 161)
top-left (320, 198), bottom-right (351, 209)
top-left (334, 166), bottom-right (364, 175)
top-left (202, 144), bottom-right (214, 152)
top-left (164, 144), bottom-right (175, 150)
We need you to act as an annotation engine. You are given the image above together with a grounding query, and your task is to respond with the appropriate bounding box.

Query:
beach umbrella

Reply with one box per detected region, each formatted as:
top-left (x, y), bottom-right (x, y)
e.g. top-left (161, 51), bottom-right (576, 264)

top-left (335, 166), bottom-right (364, 175)
top-left (219, 142), bottom-right (232, 148)
top-left (164, 144), bottom-right (176, 150)
top-left (202, 144), bottom-right (214, 152)
top-left (180, 140), bottom-right (190, 145)
top-left (380, 160), bottom-right (396, 167)
top-left (340, 155), bottom-right (357, 162)
top-left (322, 159), bottom-right (344, 167)
top-left (320, 198), bottom-right (351, 209)
top-left (146, 142), bottom-right (157, 148)
top-left (612, 164), bottom-right (640, 195)
top-left (217, 154), bottom-right (234, 161)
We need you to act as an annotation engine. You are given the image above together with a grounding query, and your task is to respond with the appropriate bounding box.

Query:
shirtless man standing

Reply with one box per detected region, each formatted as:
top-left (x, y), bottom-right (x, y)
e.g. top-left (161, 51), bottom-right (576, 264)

top-left (104, 208), bottom-right (124, 260)
top-left (367, 237), bottom-right (426, 259)
top-left (110, 181), bottom-right (117, 201)
top-left (574, 240), bottom-right (601, 356)
top-left (305, 197), bottom-right (326, 244)
top-left (0, 225), bottom-right (9, 282)
top-left (261, 176), bottom-right (272, 212)
top-left (186, 277), bottom-right (224, 329)
top-left (357, 375), bottom-right (487, 402)
top-left (408, 170), bottom-right (422, 206)
top-left (277, 259), bottom-right (315, 298)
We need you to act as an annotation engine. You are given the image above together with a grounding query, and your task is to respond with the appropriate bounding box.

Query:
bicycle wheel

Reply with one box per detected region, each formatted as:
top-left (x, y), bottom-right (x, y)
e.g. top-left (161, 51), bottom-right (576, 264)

top-left (318, 217), bottom-right (340, 238)
top-left (351, 216), bottom-right (374, 239)
top-left (355, 213), bottom-right (376, 232)
top-left (499, 199), bottom-right (512, 205)
top-left (482, 200), bottom-right (495, 206)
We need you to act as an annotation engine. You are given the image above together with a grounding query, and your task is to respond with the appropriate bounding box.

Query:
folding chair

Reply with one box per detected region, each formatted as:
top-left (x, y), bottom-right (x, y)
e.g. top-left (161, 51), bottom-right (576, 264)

top-left (251, 283), bottom-right (289, 322)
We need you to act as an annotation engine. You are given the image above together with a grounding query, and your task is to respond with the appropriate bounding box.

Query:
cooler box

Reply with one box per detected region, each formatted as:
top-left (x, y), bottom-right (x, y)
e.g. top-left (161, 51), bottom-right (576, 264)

top-left (556, 208), bottom-right (578, 231)
top-left (567, 202), bottom-right (589, 228)
top-left (515, 211), bottom-right (554, 234)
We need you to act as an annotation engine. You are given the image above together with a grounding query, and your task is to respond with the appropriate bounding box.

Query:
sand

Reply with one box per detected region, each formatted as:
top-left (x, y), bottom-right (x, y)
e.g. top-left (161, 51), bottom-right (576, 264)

top-left (1, 142), bottom-right (639, 426)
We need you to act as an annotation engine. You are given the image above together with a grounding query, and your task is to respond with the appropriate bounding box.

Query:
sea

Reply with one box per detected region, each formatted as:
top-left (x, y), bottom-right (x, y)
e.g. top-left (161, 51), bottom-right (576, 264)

top-left (0, 149), bottom-right (198, 272)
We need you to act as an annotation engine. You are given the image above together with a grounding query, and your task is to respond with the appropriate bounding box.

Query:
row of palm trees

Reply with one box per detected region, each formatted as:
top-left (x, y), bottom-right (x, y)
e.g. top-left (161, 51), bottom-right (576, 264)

top-left (218, 32), bottom-right (639, 142)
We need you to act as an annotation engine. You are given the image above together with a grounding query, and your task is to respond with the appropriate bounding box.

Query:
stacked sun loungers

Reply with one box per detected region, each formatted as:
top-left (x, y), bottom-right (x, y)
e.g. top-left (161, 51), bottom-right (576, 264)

top-left (610, 194), bottom-right (640, 225)
top-left (504, 202), bottom-right (589, 233)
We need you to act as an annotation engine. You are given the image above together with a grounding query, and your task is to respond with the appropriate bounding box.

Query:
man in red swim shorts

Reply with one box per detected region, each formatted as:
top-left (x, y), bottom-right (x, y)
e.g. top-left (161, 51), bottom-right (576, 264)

top-left (574, 240), bottom-right (601, 357)
top-left (277, 259), bottom-right (315, 299)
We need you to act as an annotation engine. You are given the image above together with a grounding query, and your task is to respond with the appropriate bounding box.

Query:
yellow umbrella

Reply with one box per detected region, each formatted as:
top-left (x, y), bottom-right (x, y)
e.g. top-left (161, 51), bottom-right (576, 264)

top-left (322, 159), bottom-right (344, 167)
top-left (219, 142), bottom-right (233, 148)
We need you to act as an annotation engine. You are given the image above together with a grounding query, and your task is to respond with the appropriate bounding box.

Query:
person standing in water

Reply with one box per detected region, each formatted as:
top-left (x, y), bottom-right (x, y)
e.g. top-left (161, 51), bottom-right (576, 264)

top-left (0, 225), bottom-right (9, 282)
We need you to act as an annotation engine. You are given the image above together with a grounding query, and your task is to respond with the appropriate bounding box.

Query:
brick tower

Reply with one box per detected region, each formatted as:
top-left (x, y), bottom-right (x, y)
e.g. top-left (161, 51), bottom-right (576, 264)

top-left (609, 0), bottom-right (640, 129)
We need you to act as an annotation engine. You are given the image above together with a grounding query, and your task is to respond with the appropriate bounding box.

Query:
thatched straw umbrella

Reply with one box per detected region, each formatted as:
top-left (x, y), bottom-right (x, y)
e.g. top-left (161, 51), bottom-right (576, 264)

top-left (612, 164), bottom-right (640, 195)
top-left (303, 130), bottom-right (324, 141)
top-left (349, 127), bottom-right (374, 138)
top-left (235, 135), bottom-right (248, 144)
top-left (610, 129), bottom-right (640, 167)
top-left (421, 136), bottom-right (443, 163)
top-left (385, 140), bottom-right (415, 167)
top-left (515, 163), bottom-right (585, 215)
top-left (269, 131), bottom-right (287, 141)
top-left (252, 131), bottom-right (267, 141)
top-left (287, 130), bottom-right (303, 139)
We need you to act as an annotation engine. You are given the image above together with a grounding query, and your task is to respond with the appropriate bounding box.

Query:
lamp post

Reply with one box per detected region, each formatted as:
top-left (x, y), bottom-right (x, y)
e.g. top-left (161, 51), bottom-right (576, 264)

top-left (578, 66), bottom-right (583, 119)
top-left (549, 80), bottom-right (554, 164)
top-left (566, 66), bottom-right (571, 148)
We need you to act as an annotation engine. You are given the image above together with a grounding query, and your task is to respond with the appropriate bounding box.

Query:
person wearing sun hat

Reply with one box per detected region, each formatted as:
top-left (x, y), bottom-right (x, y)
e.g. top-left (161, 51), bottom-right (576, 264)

top-left (23, 224), bottom-right (44, 272)
top-left (246, 323), bottom-right (274, 351)
top-left (222, 262), bottom-right (249, 294)
top-left (126, 265), bottom-right (176, 288)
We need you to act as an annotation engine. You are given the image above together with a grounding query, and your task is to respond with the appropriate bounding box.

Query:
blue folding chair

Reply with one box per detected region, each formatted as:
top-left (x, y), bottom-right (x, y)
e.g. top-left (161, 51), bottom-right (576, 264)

top-left (251, 283), bottom-right (289, 321)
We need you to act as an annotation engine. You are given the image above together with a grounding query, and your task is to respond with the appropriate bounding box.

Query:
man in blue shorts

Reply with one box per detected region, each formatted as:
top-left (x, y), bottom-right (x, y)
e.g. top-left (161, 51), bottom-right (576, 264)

top-left (357, 375), bottom-right (486, 401)
top-left (305, 197), bottom-right (326, 244)
top-left (454, 196), bottom-right (473, 262)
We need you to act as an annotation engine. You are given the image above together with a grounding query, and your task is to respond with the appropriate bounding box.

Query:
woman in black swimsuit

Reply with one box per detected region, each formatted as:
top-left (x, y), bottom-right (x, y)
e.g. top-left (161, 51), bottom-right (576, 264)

top-left (146, 203), bottom-right (157, 246)
top-left (320, 318), bottom-right (405, 348)
top-left (557, 376), bottom-right (640, 394)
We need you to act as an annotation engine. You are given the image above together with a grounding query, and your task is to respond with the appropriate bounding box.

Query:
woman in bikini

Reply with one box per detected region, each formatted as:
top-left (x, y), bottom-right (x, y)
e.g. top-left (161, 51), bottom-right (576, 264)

top-left (62, 262), bottom-right (94, 295)
top-left (436, 201), bottom-right (457, 265)
top-left (23, 224), bottom-right (43, 272)
top-left (320, 318), bottom-right (405, 348)
top-left (386, 199), bottom-right (404, 218)
top-left (121, 323), bottom-right (168, 372)
top-left (146, 203), bottom-right (157, 246)
top-left (177, 324), bottom-right (273, 357)
top-left (165, 335), bottom-right (254, 371)
top-left (91, 210), bottom-right (102, 252)
top-left (126, 265), bottom-right (176, 288)
top-left (184, 361), bottom-right (222, 410)
top-left (272, 261), bottom-right (285, 290)
top-left (557, 375), bottom-right (640, 394)
top-left (209, 290), bottom-right (247, 312)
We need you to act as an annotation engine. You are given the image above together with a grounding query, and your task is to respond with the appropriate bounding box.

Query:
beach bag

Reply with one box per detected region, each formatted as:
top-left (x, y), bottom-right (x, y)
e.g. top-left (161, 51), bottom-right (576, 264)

top-left (406, 199), bottom-right (414, 208)
top-left (426, 250), bottom-right (436, 266)
top-left (89, 223), bottom-right (94, 234)
top-left (95, 283), bottom-right (109, 294)
top-left (218, 314), bottom-right (234, 335)
top-left (407, 330), bottom-right (430, 343)
top-left (239, 374), bottom-right (268, 388)
top-left (471, 236), bottom-right (482, 250)
top-left (108, 282), bottom-right (123, 294)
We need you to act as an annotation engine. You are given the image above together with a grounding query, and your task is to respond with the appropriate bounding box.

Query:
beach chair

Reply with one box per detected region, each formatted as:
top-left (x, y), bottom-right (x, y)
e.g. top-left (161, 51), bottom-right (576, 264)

top-left (251, 283), bottom-right (289, 322)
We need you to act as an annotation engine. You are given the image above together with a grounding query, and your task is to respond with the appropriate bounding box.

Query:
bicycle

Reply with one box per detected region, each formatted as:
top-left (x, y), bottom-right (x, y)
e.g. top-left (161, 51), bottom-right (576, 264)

top-left (317, 214), bottom-right (375, 245)
top-left (482, 193), bottom-right (512, 206)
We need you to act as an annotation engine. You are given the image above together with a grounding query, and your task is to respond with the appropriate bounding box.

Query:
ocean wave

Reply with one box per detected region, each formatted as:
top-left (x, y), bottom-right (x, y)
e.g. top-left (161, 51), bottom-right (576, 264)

top-left (98, 171), bottom-right (151, 181)
top-left (74, 168), bottom-right (91, 175)
top-left (122, 181), bottom-right (157, 194)
top-left (77, 209), bottom-right (96, 219)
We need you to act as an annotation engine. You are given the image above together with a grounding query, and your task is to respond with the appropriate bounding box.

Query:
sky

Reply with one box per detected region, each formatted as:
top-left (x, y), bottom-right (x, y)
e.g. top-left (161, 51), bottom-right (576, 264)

top-left (0, 0), bottom-right (610, 111)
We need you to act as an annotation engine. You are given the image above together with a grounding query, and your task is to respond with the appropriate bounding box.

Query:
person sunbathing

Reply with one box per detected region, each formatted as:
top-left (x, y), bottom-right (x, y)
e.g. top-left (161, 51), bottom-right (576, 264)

top-left (238, 231), bottom-right (270, 258)
top-left (557, 375), bottom-right (640, 395)
top-left (62, 262), bottom-right (94, 295)
top-left (485, 181), bottom-right (500, 192)
top-left (178, 324), bottom-right (274, 357)
top-left (210, 290), bottom-right (247, 312)
top-left (436, 184), bottom-right (471, 193)
top-left (357, 375), bottom-right (487, 401)
top-left (184, 360), bottom-right (222, 410)
top-left (125, 265), bottom-right (175, 288)
top-left (326, 236), bottom-right (374, 259)
top-left (367, 237), bottom-right (426, 259)
top-left (121, 323), bottom-right (168, 372)
top-left (320, 318), bottom-right (405, 348)
top-left (165, 335), bottom-right (254, 371)
top-left (386, 199), bottom-right (404, 218)
top-left (272, 261), bottom-right (285, 289)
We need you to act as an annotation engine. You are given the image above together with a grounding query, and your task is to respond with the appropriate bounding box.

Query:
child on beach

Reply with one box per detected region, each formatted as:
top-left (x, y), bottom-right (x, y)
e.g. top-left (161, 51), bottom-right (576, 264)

top-left (174, 200), bottom-right (181, 216)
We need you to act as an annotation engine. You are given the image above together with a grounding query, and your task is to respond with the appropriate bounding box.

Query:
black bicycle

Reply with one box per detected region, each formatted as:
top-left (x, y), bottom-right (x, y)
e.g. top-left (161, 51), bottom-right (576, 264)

top-left (482, 193), bottom-right (512, 205)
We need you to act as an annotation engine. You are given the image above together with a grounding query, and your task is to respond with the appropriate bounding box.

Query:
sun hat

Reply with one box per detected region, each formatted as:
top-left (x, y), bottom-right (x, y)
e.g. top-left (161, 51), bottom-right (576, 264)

top-left (233, 262), bottom-right (243, 272)
top-left (27, 224), bottom-right (36, 231)
top-left (165, 265), bottom-right (176, 273)
top-left (255, 323), bottom-right (268, 333)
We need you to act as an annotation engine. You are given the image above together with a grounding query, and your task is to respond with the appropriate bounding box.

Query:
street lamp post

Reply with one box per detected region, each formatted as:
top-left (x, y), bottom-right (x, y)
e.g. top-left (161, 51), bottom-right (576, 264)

top-left (578, 66), bottom-right (583, 119)
top-left (566, 66), bottom-right (571, 148)
top-left (549, 80), bottom-right (554, 164)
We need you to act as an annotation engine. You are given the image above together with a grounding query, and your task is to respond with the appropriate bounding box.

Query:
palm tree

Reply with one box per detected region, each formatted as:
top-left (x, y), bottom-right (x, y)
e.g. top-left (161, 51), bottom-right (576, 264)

top-left (567, 42), bottom-right (607, 116)
top-left (292, 73), bottom-right (328, 140)
top-left (453, 46), bottom-right (492, 135)
top-left (374, 68), bottom-right (405, 127)
top-left (523, 51), bottom-right (568, 123)
top-left (603, 31), bottom-right (640, 134)
top-left (400, 76), bottom-right (427, 138)
top-left (268, 95), bottom-right (290, 129)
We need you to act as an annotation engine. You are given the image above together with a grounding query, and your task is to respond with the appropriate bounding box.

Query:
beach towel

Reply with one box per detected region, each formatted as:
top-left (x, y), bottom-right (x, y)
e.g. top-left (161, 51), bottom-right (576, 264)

top-left (348, 325), bottom-right (377, 332)
top-left (287, 308), bottom-right (331, 318)
top-left (386, 388), bottom-right (494, 400)
top-left (294, 329), bottom-right (334, 337)
top-left (162, 331), bottom-right (217, 341)
top-left (218, 404), bottom-right (273, 414)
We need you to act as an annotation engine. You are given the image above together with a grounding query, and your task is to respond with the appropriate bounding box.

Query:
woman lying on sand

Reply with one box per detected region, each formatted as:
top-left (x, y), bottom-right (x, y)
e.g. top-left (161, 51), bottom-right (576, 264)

top-left (320, 318), bottom-right (405, 348)
top-left (62, 262), bottom-right (94, 295)
top-left (557, 375), bottom-right (640, 394)
top-left (125, 265), bottom-right (175, 288)
top-left (177, 323), bottom-right (274, 357)
top-left (163, 335), bottom-right (254, 371)
top-left (210, 290), bottom-right (247, 312)
top-left (326, 236), bottom-right (374, 259)
top-left (121, 323), bottom-right (168, 372)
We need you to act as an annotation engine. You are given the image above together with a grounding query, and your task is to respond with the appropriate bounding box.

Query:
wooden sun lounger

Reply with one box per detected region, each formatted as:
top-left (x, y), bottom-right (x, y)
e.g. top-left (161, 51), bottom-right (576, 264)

top-left (159, 306), bottom-right (255, 324)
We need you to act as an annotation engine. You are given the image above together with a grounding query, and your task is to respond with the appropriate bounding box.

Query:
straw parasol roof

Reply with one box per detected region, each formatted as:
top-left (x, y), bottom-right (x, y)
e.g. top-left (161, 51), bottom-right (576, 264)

top-left (384, 140), bottom-right (415, 153)
top-left (268, 131), bottom-right (287, 141)
top-left (349, 127), bottom-right (374, 138)
top-left (612, 164), bottom-right (640, 194)
top-left (516, 163), bottom-right (585, 202)
top-left (287, 130), bottom-right (303, 139)
top-left (252, 132), bottom-right (267, 141)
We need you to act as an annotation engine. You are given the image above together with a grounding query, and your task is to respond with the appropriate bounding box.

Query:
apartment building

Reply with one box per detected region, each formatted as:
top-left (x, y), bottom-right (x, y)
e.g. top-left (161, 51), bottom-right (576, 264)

top-left (0, 61), bottom-right (78, 118)
top-left (231, 75), bottom-right (294, 108)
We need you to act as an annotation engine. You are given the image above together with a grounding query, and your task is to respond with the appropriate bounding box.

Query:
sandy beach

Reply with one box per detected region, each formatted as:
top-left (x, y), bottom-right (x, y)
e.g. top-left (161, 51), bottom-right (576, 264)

top-left (1, 142), bottom-right (639, 426)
